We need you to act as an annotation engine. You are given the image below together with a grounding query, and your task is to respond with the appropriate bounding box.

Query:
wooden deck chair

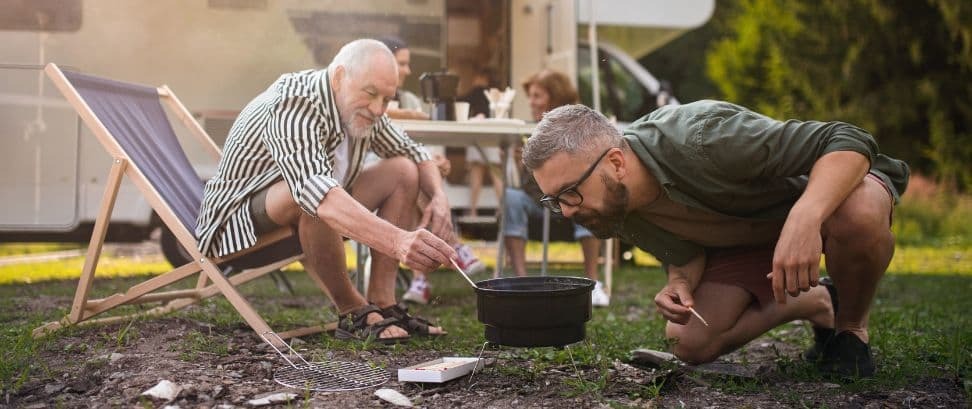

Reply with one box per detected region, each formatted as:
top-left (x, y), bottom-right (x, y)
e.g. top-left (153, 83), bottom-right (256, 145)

top-left (32, 63), bottom-right (335, 346)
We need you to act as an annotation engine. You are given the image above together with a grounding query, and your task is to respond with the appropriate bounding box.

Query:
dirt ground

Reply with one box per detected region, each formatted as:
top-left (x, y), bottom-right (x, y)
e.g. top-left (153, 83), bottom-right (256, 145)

top-left (5, 301), bottom-right (966, 409)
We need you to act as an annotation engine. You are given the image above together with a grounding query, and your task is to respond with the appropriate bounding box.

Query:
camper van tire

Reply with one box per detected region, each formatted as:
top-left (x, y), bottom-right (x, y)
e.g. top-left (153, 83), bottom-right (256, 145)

top-left (159, 226), bottom-right (192, 268)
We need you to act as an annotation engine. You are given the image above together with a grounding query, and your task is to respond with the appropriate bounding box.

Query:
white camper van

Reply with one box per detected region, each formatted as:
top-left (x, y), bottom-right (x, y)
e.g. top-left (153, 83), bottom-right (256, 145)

top-left (0, 0), bottom-right (711, 265)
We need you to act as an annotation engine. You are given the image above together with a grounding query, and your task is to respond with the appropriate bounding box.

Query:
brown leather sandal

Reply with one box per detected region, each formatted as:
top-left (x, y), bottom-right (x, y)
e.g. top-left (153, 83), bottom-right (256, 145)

top-left (333, 304), bottom-right (410, 344)
top-left (381, 303), bottom-right (447, 337)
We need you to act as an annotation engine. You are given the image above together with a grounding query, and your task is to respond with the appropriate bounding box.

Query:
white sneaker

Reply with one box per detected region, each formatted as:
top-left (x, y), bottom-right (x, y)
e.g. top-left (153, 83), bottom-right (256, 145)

top-left (454, 244), bottom-right (487, 276)
top-left (402, 276), bottom-right (430, 304)
top-left (591, 281), bottom-right (610, 307)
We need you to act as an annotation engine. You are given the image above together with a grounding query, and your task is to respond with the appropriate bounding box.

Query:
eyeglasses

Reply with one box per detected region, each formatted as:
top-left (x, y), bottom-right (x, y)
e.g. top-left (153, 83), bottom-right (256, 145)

top-left (539, 148), bottom-right (613, 214)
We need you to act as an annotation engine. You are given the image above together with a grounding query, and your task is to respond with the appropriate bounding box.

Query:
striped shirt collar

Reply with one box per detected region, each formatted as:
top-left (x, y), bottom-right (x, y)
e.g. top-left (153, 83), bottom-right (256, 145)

top-left (319, 68), bottom-right (344, 137)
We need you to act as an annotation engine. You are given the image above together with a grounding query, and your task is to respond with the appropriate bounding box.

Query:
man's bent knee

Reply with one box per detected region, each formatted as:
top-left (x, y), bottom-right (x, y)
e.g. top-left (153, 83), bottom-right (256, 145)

top-left (385, 156), bottom-right (420, 186)
top-left (666, 323), bottom-right (720, 364)
top-left (824, 179), bottom-right (892, 243)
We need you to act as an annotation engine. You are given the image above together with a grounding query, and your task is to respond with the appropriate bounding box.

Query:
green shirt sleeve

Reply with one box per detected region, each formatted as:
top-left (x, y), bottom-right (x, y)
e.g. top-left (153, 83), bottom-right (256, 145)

top-left (697, 101), bottom-right (878, 181)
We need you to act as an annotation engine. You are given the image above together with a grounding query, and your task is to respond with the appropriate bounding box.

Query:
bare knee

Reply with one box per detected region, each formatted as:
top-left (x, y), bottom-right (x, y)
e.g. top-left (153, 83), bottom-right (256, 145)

top-left (666, 323), bottom-right (720, 364)
top-left (824, 183), bottom-right (892, 246)
top-left (386, 156), bottom-right (419, 187)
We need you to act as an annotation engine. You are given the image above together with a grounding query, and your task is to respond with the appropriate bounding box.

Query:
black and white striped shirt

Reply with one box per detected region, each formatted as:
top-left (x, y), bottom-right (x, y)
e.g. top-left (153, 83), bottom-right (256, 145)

top-left (195, 69), bottom-right (430, 257)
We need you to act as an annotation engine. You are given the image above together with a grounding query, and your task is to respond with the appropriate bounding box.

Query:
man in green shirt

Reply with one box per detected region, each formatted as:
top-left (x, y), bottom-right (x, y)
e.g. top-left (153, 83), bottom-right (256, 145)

top-left (523, 101), bottom-right (908, 378)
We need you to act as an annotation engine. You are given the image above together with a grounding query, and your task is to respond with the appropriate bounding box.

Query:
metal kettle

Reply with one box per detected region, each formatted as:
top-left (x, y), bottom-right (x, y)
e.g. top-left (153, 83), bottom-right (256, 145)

top-left (419, 70), bottom-right (459, 120)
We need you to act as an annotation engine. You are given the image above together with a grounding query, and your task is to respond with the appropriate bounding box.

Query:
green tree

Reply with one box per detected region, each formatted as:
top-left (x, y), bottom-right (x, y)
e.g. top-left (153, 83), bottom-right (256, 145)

top-left (706, 0), bottom-right (972, 190)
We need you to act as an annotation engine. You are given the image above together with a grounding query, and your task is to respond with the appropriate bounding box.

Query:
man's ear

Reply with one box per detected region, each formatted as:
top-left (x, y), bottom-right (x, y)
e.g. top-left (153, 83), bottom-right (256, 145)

top-left (331, 65), bottom-right (345, 91)
top-left (609, 148), bottom-right (627, 179)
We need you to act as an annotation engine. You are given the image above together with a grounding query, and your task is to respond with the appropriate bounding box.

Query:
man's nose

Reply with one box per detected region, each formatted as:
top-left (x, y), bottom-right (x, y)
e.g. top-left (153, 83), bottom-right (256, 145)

top-left (561, 204), bottom-right (578, 218)
top-left (370, 99), bottom-right (384, 116)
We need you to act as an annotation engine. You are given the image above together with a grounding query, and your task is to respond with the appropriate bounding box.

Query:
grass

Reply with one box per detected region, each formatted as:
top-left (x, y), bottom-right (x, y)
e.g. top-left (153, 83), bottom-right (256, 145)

top-left (1, 183), bottom-right (970, 402)
top-left (1, 244), bottom-right (969, 402)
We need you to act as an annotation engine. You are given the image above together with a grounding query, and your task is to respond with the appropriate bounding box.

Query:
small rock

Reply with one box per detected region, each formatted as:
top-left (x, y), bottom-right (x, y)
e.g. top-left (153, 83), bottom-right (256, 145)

top-left (375, 388), bottom-right (413, 407)
top-left (109, 353), bottom-right (125, 363)
top-left (141, 380), bottom-right (182, 401)
top-left (247, 392), bottom-right (297, 406)
top-left (44, 383), bottom-right (65, 395)
top-left (212, 385), bottom-right (225, 398)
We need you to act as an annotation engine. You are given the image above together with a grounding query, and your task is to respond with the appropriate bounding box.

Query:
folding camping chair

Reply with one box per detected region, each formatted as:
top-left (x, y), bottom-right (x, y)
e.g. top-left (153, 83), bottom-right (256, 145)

top-left (32, 63), bottom-right (335, 346)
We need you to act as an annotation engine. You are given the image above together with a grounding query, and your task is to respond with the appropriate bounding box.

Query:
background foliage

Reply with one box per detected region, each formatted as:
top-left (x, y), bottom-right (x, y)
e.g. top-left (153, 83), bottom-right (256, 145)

top-left (644, 0), bottom-right (972, 191)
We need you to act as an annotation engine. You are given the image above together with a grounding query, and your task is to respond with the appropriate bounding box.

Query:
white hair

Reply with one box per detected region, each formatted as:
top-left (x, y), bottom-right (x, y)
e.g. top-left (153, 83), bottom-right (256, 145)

top-left (328, 38), bottom-right (396, 78)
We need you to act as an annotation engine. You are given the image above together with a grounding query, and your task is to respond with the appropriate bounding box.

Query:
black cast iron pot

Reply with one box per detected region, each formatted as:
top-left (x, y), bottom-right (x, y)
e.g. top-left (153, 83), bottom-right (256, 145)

top-left (474, 276), bottom-right (595, 347)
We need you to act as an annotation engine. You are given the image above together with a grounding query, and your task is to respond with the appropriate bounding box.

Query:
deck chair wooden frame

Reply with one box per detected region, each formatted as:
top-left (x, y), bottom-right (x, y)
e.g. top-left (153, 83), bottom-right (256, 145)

top-left (32, 64), bottom-right (333, 346)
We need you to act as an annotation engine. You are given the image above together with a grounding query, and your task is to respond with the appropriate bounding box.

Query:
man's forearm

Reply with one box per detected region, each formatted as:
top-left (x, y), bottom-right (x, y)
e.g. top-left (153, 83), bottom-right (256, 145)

top-left (315, 187), bottom-right (403, 258)
top-left (790, 151), bottom-right (870, 224)
top-left (667, 251), bottom-right (706, 289)
top-left (417, 160), bottom-right (445, 200)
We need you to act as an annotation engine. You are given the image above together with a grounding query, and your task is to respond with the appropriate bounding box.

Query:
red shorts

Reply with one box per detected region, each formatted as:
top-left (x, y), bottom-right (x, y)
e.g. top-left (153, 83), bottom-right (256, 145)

top-left (701, 245), bottom-right (777, 307)
top-left (700, 173), bottom-right (894, 307)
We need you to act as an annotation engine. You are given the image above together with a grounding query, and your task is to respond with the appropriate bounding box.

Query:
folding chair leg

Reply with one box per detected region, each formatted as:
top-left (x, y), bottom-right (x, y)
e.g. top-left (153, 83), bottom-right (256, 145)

top-left (197, 258), bottom-right (282, 347)
top-left (70, 158), bottom-right (127, 324)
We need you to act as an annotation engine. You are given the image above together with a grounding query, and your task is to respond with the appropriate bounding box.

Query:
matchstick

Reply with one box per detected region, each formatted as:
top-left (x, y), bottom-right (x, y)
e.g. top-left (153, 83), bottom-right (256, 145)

top-left (688, 306), bottom-right (709, 327)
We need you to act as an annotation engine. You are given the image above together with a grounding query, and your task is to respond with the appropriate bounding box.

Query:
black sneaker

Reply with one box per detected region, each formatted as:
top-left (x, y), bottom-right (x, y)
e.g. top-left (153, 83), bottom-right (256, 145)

top-left (802, 276), bottom-right (838, 362)
top-left (817, 331), bottom-right (875, 378)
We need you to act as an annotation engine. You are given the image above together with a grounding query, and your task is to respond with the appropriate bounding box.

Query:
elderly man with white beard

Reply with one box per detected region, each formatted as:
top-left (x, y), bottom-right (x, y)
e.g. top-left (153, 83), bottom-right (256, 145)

top-left (195, 39), bottom-right (455, 344)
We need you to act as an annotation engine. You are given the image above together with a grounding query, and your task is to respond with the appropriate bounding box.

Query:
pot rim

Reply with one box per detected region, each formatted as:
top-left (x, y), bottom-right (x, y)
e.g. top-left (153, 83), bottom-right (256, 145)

top-left (473, 276), bottom-right (594, 297)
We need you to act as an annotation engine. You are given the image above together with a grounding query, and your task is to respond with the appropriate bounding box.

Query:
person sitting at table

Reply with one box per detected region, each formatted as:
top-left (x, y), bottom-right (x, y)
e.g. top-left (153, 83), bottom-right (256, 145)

top-left (503, 69), bottom-right (609, 306)
top-left (378, 36), bottom-right (487, 305)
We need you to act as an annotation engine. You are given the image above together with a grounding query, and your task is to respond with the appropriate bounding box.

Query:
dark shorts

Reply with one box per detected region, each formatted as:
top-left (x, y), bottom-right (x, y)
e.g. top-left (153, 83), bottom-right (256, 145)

top-left (700, 172), bottom-right (895, 308)
top-left (249, 186), bottom-right (282, 235)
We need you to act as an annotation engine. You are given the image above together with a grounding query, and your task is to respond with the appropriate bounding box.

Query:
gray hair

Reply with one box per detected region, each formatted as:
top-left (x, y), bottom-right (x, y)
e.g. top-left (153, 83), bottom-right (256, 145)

top-left (523, 104), bottom-right (623, 170)
top-left (328, 38), bottom-right (396, 78)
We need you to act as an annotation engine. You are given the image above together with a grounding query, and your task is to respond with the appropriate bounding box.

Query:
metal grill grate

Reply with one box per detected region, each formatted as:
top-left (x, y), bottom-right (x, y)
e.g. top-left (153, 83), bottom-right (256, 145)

top-left (272, 361), bottom-right (389, 392)
top-left (261, 332), bottom-right (389, 392)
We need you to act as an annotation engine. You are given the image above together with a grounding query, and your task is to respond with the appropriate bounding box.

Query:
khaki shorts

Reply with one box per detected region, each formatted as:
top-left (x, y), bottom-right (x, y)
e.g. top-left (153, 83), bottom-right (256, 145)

top-left (249, 186), bottom-right (282, 235)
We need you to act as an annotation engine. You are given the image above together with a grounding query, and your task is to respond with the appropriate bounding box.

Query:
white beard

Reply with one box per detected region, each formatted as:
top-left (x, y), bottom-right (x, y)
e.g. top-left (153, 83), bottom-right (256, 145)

top-left (341, 109), bottom-right (376, 140)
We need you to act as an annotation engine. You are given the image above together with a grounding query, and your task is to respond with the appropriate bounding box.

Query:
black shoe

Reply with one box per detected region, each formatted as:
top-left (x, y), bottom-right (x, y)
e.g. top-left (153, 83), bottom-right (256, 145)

top-left (817, 331), bottom-right (875, 378)
top-left (802, 276), bottom-right (838, 362)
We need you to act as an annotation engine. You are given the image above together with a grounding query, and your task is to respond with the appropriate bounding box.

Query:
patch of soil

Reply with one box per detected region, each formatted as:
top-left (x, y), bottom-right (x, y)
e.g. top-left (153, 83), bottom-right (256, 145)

top-left (4, 305), bottom-right (967, 408)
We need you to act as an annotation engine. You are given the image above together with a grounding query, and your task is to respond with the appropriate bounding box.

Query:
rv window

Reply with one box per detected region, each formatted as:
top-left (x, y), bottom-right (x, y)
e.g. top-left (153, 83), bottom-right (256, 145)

top-left (0, 0), bottom-right (82, 32)
top-left (577, 45), bottom-right (653, 122)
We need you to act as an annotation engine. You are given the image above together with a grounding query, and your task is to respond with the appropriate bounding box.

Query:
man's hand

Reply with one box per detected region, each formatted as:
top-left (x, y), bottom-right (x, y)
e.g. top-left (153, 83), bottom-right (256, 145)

top-left (768, 210), bottom-right (823, 304)
top-left (418, 192), bottom-right (454, 241)
top-left (432, 153), bottom-right (451, 176)
top-left (654, 252), bottom-right (706, 324)
top-left (394, 229), bottom-right (456, 273)
top-left (654, 278), bottom-right (695, 325)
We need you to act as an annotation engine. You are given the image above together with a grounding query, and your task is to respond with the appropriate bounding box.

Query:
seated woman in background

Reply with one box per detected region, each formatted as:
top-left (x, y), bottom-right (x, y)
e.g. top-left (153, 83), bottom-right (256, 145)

top-left (504, 69), bottom-right (609, 307)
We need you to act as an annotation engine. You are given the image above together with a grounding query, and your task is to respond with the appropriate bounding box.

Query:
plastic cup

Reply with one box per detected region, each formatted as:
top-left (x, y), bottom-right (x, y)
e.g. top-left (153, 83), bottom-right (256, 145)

top-left (454, 101), bottom-right (470, 121)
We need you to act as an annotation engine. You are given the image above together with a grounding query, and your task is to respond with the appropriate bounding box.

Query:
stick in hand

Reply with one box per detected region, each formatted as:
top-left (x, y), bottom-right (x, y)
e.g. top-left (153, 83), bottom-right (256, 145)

top-left (688, 306), bottom-right (709, 327)
top-left (450, 259), bottom-right (478, 289)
